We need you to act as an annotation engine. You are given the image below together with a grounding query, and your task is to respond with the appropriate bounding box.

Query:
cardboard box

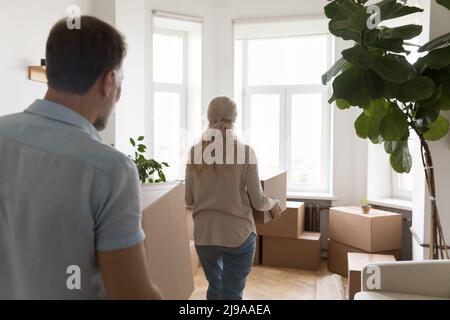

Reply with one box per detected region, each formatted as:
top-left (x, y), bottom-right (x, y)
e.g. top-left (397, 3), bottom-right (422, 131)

top-left (186, 208), bottom-right (194, 241)
top-left (256, 202), bottom-right (304, 238)
top-left (262, 232), bottom-right (322, 271)
top-left (141, 182), bottom-right (194, 300)
top-left (253, 171), bottom-right (287, 225)
top-left (253, 235), bottom-right (261, 265)
top-left (190, 241), bottom-right (200, 276)
top-left (347, 252), bottom-right (396, 300)
top-left (327, 239), bottom-right (401, 277)
top-left (329, 206), bottom-right (402, 252)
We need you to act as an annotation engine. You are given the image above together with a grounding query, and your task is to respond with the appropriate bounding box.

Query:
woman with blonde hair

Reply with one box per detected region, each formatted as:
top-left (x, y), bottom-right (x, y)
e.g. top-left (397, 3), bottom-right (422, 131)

top-left (185, 96), bottom-right (281, 300)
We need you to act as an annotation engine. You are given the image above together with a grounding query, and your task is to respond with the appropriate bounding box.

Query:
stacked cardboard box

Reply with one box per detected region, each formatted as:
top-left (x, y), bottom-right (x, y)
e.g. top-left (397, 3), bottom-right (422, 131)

top-left (253, 235), bottom-right (261, 265)
top-left (186, 208), bottom-right (200, 276)
top-left (141, 182), bottom-right (194, 300)
top-left (190, 240), bottom-right (200, 276)
top-left (253, 171), bottom-right (287, 224)
top-left (257, 201), bottom-right (322, 271)
top-left (327, 206), bottom-right (402, 277)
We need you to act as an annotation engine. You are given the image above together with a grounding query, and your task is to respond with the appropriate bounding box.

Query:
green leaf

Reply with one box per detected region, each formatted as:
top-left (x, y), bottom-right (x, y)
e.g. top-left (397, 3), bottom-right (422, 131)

top-left (355, 112), bottom-right (370, 139)
top-left (373, 55), bottom-right (413, 83)
top-left (329, 19), bottom-right (362, 42)
top-left (336, 99), bottom-right (352, 110)
top-left (380, 103), bottom-right (409, 141)
top-left (419, 32), bottom-right (450, 52)
top-left (342, 44), bottom-right (374, 68)
top-left (391, 76), bottom-right (436, 102)
top-left (324, 0), bottom-right (339, 19)
top-left (367, 38), bottom-right (406, 53)
top-left (138, 146), bottom-right (146, 153)
top-left (322, 57), bottom-right (350, 85)
top-left (384, 140), bottom-right (395, 154)
top-left (333, 66), bottom-right (371, 107)
top-left (435, 89), bottom-right (450, 110)
top-left (130, 138), bottom-right (136, 147)
top-left (424, 115), bottom-right (450, 141)
top-left (336, 0), bottom-right (361, 17)
top-left (379, 24), bottom-right (423, 40)
top-left (437, 0), bottom-right (450, 11)
top-left (414, 57), bottom-right (428, 74)
top-left (158, 172), bottom-right (167, 183)
top-left (355, 99), bottom-right (389, 143)
top-left (377, 0), bottom-right (423, 21)
top-left (138, 136), bottom-right (145, 141)
top-left (423, 46), bottom-right (450, 69)
top-left (161, 162), bottom-right (170, 167)
top-left (362, 70), bottom-right (386, 99)
top-left (416, 104), bottom-right (440, 128)
top-left (390, 141), bottom-right (412, 174)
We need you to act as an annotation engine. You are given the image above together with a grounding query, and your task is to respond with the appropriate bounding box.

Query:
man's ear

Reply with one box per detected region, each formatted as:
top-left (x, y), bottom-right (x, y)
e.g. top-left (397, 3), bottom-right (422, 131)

top-left (101, 70), bottom-right (116, 98)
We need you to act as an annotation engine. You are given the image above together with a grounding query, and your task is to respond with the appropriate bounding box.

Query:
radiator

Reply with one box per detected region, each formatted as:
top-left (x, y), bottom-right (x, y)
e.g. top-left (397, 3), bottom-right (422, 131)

top-left (305, 203), bottom-right (322, 232)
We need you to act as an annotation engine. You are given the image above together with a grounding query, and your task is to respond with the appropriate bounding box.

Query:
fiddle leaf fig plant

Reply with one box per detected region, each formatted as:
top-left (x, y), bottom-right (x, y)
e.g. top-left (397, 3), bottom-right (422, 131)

top-left (129, 136), bottom-right (169, 184)
top-left (323, 0), bottom-right (450, 259)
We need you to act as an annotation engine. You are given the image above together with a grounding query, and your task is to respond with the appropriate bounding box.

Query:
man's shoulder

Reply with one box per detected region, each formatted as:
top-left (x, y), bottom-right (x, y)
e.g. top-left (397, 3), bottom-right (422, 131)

top-left (0, 112), bottom-right (134, 176)
top-left (0, 112), bottom-right (24, 127)
top-left (73, 138), bottom-right (135, 176)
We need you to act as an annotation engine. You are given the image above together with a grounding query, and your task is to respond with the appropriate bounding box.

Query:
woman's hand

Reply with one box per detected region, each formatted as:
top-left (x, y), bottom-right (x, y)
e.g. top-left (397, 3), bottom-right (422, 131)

top-left (269, 200), bottom-right (282, 220)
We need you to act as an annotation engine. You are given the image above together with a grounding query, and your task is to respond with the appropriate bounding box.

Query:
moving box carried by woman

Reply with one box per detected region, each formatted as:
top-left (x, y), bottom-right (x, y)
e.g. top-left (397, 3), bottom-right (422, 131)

top-left (185, 96), bottom-right (281, 300)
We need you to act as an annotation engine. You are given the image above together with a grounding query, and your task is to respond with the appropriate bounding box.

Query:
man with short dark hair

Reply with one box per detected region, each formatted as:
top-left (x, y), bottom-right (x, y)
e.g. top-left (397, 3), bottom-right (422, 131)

top-left (0, 16), bottom-right (163, 300)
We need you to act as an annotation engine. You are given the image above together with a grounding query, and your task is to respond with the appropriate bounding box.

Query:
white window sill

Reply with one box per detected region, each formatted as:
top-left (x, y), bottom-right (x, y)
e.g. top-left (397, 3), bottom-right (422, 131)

top-left (287, 192), bottom-right (337, 201)
top-left (368, 198), bottom-right (413, 211)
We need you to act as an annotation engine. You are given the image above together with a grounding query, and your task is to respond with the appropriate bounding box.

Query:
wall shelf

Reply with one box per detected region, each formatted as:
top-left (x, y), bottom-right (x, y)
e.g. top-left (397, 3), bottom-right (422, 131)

top-left (28, 66), bottom-right (47, 83)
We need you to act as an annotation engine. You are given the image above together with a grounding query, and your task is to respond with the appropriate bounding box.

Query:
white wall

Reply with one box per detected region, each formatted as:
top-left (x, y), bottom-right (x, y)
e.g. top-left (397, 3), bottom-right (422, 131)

top-left (0, 0), bottom-right (93, 117)
top-left (113, 0), bottom-right (149, 155)
top-left (91, 0), bottom-right (117, 146)
top-left (0, 0), bottom-right (119, 146)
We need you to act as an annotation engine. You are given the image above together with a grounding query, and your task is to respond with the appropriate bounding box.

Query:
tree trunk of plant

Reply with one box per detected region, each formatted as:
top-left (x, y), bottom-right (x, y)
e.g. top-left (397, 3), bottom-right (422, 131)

top-left (419, 137), bottom-right (449, 260)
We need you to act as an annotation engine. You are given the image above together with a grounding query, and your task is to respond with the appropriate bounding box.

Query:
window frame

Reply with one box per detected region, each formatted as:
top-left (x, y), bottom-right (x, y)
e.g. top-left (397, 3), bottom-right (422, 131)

top-left (238, 34), bottom-right (333, 193)
top-left (151, 28), bottom-right (188, 168)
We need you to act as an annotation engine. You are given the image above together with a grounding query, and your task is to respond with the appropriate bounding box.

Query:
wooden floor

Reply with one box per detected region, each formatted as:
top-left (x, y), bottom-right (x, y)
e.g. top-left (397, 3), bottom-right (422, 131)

top-left (190, 260), bottom-right (348, 300)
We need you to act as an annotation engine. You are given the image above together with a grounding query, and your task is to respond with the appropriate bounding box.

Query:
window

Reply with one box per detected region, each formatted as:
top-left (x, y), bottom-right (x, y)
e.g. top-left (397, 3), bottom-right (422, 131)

top-left (380, 0), bottom-right (424, 201)
top-left (153, 29), bottom-right (187, 180)
top-left (235, 21), bottom-right (333, 193)
top-left (152, 15), bottom-right (202, 181)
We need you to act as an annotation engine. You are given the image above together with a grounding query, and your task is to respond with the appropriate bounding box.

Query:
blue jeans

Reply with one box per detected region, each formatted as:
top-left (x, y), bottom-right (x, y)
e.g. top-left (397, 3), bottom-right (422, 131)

top-left (195, 233), bottom-right (256, 300)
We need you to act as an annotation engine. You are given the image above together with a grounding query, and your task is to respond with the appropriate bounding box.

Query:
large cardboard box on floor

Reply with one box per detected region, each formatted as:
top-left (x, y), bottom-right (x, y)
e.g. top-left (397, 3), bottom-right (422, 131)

top-left (327, 239), bottom-right (401, 277)
top-left (190, 240), bottom-right (200, 276)
top-left (329, 206), bottom-right (402, 252)
top-left (186, 208), bottom-right (194, 241)
top-left (262, 232), bottom-right (322, 271)
top-left (256, 202), bottom-right (304, 238)
top-left (141, 182), bottom-right (194, 300)
top-left (253, 235), bottom-right (261, 265)
top-left (252, 171), bottom-right (287, 224)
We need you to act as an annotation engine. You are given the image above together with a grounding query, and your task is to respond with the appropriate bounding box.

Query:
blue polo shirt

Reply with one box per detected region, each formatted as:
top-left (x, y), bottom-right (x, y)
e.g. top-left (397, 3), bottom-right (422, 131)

top-left (0, 99), bottom-right (145, 300)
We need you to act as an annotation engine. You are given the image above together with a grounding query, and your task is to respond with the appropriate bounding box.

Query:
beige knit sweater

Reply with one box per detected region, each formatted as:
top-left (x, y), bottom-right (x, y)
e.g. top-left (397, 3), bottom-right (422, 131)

top-left (185, 143), bottom-right (276, 247)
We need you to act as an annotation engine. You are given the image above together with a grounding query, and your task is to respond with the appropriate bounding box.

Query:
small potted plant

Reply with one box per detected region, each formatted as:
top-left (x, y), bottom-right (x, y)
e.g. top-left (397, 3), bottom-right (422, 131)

top-left (129, 136), bottom-right (169, 185)
top-left (360, 196), bottom-right (371, 215)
